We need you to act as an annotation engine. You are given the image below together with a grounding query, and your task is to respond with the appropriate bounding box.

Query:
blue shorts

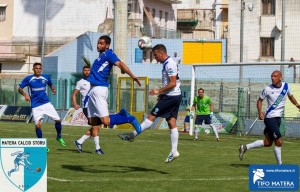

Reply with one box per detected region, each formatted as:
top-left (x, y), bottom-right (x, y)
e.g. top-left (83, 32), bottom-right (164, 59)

top-left (195, 115), bottom-right (211, 125)
top-left (264, 117), bottom-right (281, 140)
top-left (184, 116), bottom-right (190, 123)
top-left (150, 94), bottom-right (182, 120)
top-left (83, 107), bottom-right (88, 118)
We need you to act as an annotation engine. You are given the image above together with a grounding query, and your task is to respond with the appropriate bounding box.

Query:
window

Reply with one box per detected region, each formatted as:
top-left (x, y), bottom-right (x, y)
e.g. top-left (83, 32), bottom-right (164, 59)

top-left (0, 63), bottom-right (2, 73)
top-left (165, 12), bottom-right (168, 28)
top-left (0, 4), bottom-right (7, 22)
top-left (127, 3), bottom-right (132, 18)
top-left (196, 0), bottom-right (200, 4)
top-left (260, 38), bottom-right (274, 57)
top-left (262, 0), bottom-right (275, 15)
top-left (152, 8), bottom-right (155, 18)
top-left (159, 10), bottom-right (163, 26)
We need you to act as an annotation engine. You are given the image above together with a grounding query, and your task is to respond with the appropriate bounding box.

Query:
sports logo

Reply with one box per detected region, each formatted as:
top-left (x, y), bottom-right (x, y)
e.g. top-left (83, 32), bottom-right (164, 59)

top-left (252, 169), bottom-right (265, 184)
top-left (249, 165), bottom-right (299, 191)
top-left (0, 138), bottom-right (47, 192)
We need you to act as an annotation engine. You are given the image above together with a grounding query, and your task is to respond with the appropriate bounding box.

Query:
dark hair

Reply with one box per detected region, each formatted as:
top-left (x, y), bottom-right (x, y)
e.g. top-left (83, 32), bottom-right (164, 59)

top-left (33, 62), bottom-right (42, 67)
top-left (152, 44), bottom-right (167, 53)
top-left (82, 66), bottom-right (90, 70)
top-left (99, 35), bottom-right (111, 44)
top-left (198, 88), bottom-right (204, 92)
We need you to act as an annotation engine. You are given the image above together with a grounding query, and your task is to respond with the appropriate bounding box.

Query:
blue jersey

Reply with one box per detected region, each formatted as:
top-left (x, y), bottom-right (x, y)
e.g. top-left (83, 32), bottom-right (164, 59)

top-left (19, 74), bottom-right (52, 108)
top-left (88, 49), bottom-right (120, 87)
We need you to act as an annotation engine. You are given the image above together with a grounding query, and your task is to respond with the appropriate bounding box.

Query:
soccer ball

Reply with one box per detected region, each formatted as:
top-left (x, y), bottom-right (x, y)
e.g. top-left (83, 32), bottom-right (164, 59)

top-left (204, 129), bottom-right (210, 134)
top-left (138, 36), bottom-right (152, 50)
top-left (36, 167), bottom-right (41, 172)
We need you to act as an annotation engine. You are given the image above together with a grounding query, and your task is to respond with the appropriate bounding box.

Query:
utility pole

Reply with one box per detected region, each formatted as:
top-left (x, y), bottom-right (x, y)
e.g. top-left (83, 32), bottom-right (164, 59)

top-left (280, 0), bottom-right (286, 76)
top-left (239, 0), bottom-right (245, 85)
top-left (41, 0), bottom-right (47, 64)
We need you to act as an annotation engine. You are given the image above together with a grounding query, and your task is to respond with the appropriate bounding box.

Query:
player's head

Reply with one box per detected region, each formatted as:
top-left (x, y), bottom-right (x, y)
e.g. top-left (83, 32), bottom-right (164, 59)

top-left (82, 66), bottom-right (90, 78)
top-left (198, 88), bottom-right (204, 98)
top-left (32, 62), bottom-right (42, 77)
top-left (97, 35), bottom-right (111, 53)
top-left (271, 70), bottom-right (282, 86)
top-left (152, 44), bottom-right (167, 62)
top-left (174, 52), bottom-right (177, 57)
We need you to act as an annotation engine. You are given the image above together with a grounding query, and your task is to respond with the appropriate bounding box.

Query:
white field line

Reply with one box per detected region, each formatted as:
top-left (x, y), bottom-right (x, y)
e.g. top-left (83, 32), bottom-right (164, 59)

top-left (1, 128), bottom-right (298, 145)
top-left (48, 176), bottom-right (248, 182)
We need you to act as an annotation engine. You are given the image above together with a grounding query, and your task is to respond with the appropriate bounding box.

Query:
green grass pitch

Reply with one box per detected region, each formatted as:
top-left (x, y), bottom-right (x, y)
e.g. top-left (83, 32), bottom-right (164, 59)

top-left (0, 122), bottom-right (299, 192)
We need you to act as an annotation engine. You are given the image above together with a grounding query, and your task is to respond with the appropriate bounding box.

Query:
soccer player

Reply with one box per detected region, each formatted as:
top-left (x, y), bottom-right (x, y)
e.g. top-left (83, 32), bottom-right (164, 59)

top-left (190, 88), bottom-right (220, 141)
top-left (172, 52), bottom-right (181, 65)
top-left (118, 44), bottom-right (182, 163)
top-left (82, 35), bottom-right (142, 151)
top-left (73, 66), bottom-right (104, 154)
top-left (18, 62), bottom-right (66, 152)
top-left (183, 105), bottom-right (190, 132)
top-left (239, 70), bottom-right (300, 164)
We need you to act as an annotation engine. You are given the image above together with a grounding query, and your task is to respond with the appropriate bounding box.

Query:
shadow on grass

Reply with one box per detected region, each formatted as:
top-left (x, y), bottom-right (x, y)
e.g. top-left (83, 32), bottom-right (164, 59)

top-left (61, 164), bottom-right (168, 174)
top-left (179, 138), bottom-right (205, 141)
top-left (57, 148), bottom-right (94, 154)
top-left (230, 163), bottom-right (250, 168)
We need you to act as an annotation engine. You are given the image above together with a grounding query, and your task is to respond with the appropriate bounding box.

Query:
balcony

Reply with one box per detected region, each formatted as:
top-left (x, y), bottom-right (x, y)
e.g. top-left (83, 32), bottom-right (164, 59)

top-left (177, 9), bottom-right (198, 30)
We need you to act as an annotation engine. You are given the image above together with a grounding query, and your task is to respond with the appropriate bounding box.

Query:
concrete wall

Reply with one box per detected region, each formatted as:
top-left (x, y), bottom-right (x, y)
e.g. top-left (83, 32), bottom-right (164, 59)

top-left (0, 0), bottom-right (14, 40)
top-left (12, 0), bottom-right (108, 42)
top-left (228, 0), bottom-right (300, 63)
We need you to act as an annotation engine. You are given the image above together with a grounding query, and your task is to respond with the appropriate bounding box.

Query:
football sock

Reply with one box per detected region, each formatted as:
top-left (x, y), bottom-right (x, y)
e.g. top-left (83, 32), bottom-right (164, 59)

top-left (35, 127), bottom-right (42, 138)
top-left (170, 128), bottom-right (179, 154)
top-left (109, 114), bottom-right (134, 127)
top-left (55, 122), bottom-right (62, 139)
top-left (274, 146), bottom-right (282, 165)
top-left (77, 134), bottom-right (90, 144)
top-left (246, 140), bottom-right (264, 150)
top-left (93, 136), bottom-right (100, 150)
top-left (194, 125), bottom-right (199, 139)
top-left (210, 124), bottom-right (219, 139)
top-left (133, 118), bottom-right (153, 136)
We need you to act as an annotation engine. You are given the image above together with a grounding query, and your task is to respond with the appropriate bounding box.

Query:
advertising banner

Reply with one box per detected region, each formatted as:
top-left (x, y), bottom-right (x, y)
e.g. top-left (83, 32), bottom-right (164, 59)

top-left (62, 108), bottom-right (89, 126)
top-left (0, 106), bottom-right (32, 123)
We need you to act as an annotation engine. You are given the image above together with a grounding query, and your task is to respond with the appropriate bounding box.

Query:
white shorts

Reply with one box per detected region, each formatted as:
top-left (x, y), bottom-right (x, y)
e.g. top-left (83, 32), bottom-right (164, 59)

top-left (87, 86), bottom-right (109, 118)
top-left (32, 102), bottom-right (60, 125)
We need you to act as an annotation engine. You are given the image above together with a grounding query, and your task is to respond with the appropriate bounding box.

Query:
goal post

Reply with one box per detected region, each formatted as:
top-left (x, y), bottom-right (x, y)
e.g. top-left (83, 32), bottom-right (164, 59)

top-left (189, 65), bottom-right (196, 136)
top-left (187, 62), bottom-right (300, 136)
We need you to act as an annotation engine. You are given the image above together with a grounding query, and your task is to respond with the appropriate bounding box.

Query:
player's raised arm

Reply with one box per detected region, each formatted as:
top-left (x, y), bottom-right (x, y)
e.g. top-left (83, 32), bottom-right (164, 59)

top-left (115, 61), bottom-right (141, 86)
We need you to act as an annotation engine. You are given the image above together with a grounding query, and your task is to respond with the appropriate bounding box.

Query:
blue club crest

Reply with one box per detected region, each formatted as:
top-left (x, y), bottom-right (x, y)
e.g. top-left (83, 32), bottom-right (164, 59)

top-left (0, 138), bottom-right (47, 192)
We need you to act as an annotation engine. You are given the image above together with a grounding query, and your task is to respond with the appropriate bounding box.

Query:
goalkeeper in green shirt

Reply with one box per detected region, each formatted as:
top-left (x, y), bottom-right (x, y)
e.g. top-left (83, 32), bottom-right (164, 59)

top-left (190, 88), bottom-right (220, 141)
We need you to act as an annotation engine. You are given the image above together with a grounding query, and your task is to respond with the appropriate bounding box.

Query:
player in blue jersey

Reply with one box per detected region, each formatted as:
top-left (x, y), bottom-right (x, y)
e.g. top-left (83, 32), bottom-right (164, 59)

top-left (239, 70), bottom-right (300, 164)
top-left (118, 44), bottom-right (182, 163)
top-left (18, 62), bottom-right (66, 152)
top-left (81, 35), bottom-right (141, 154)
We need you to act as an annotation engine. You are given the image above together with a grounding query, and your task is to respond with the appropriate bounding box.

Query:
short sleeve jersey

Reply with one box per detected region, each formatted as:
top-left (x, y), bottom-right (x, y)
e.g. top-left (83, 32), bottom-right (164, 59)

top-left (162, 56), bottom-right (181, 96)
top-left (259, 82), bottom-right (292, 118)
top-left (19, 74), bottom-right (52, 108)
top-left (193, 96), bottom-right (211, 115)
top-left (88, 49), bottom-right (120, 87)
top-left (75, 78), bottom-right (90, 107)
top-left (172, 56), bottom-right (181, 65)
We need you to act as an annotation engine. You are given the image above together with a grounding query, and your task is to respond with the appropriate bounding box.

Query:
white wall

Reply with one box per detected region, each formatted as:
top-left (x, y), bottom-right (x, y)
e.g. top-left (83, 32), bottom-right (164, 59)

top-left (228, 0), bottom-right (300, 63)
top-left (12, 0), bottom-right (109, 42)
